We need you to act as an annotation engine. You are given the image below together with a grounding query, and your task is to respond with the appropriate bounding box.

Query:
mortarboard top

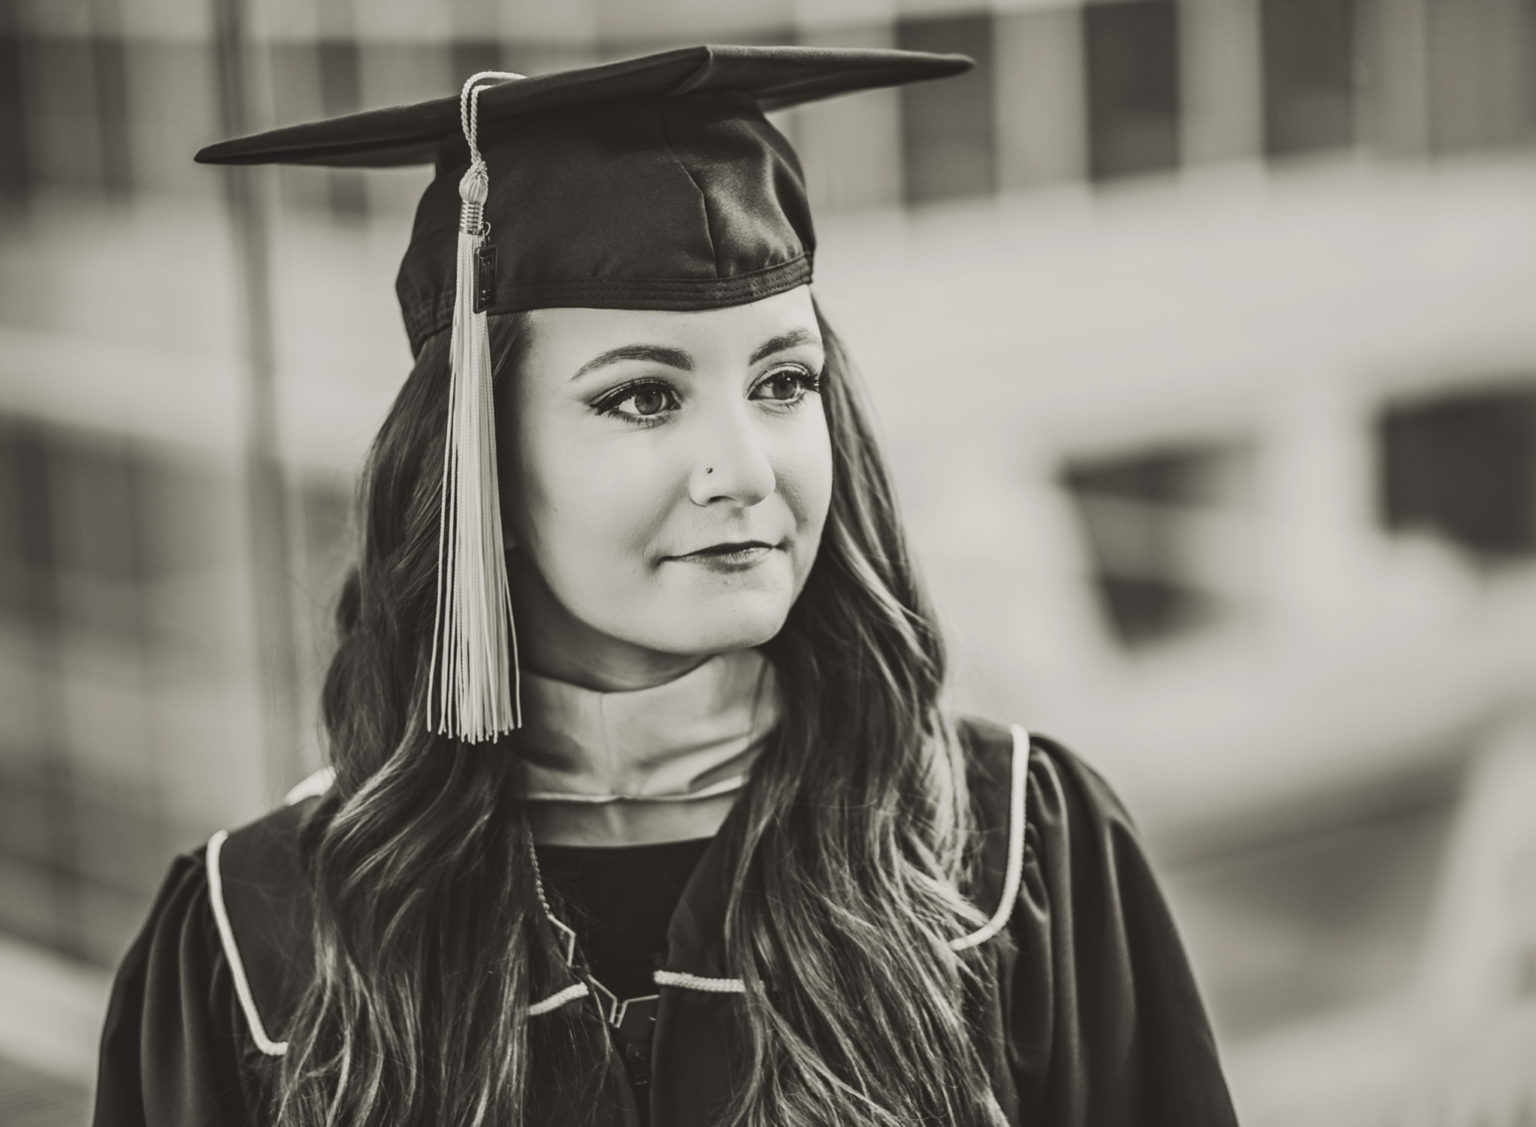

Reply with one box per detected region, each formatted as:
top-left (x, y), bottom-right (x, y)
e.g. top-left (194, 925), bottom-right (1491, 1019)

top-left (195, 45), bottom-right (973, 169)
top-left (195, 45), bottom-right (974, 353)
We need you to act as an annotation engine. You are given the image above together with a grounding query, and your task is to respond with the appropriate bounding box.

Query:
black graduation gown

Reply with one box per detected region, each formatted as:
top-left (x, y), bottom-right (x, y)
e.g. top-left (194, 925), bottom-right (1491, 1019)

top-left (93, 718), bottom-right (1239, 1126)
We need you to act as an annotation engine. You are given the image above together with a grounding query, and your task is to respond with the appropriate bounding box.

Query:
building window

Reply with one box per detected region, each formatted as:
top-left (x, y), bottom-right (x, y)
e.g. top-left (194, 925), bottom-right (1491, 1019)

top-left (91, 34), bottom-right (133, 196)
top-left (1062, 439), bottom-right (1256, 647)
top-left (1425, 0), bottom-right (1536, 154)
top-left (1261, 0), bottom-right (1357, 158)
top-left (994, 6), bottom-right (1089, 191)
top-left (0, 27), bottom-right (29, 202)
top-left (896, 15), bottom-right (997, 205)
top-left (318, 39), bottom-right (366, 220)
top-left (25, 36), bottom-right (106, 192)
top-left (1083, 0), bottom-right (1181, 182)
top-left (451, 40), bottom-right (505, 90)
top-left (0, 417), bottom-right (53, 632)
top-left (1378, 384), bottom-right (1536, 561)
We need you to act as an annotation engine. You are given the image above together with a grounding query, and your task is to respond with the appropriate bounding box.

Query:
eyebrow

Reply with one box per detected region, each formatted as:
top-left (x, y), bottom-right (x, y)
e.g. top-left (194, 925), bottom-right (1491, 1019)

top-left (749, 328), bottom-right (823, 365)
top-left (571, 344), bottom-right (693, 381)
top-left (570, 328), bottom-right (824, 382)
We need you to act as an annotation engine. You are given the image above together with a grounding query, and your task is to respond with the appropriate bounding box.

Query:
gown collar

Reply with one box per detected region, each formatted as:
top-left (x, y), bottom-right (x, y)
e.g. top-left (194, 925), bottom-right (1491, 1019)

top-left (516, 648), bottom-right (782, 846)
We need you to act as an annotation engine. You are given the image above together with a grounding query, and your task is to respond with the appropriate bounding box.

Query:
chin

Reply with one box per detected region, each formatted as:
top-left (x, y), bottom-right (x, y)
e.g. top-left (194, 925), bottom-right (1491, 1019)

top-left (640, 595), bottom-right (792, 655)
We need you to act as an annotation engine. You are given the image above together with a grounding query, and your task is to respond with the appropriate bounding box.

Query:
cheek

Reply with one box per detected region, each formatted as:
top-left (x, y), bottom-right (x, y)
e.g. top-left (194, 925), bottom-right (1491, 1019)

top-left (776, 413), bottom-right (834, 537)
top-left (520, 431), bottom-right (673, 566)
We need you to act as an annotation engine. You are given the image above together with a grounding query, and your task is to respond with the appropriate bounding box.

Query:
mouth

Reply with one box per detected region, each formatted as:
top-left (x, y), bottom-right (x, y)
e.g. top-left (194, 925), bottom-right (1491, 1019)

top-left (683, 539), bottom-right (776, 557)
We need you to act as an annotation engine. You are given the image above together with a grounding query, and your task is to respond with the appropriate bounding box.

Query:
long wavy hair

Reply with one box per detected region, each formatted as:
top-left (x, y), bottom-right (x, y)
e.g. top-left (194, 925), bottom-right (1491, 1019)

top-left (272, 299), bottom-right (1007, 1127)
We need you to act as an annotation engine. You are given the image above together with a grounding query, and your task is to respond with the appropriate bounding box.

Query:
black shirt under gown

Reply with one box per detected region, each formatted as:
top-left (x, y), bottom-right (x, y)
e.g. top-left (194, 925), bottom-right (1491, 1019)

top-left (92, 721), bottom-right (1240, 1126)
top-left (535, 836), bottom-right (714, 1118)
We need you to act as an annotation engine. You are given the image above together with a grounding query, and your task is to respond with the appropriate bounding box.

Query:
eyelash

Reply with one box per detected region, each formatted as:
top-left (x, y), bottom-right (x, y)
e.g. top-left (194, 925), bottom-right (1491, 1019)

top-left (592, 365), bottom-right (825, 428)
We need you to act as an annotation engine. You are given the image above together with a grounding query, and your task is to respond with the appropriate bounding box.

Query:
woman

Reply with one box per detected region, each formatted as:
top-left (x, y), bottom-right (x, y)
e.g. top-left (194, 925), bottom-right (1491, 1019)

top-left (95, 45), bottom-right (1238, 1127)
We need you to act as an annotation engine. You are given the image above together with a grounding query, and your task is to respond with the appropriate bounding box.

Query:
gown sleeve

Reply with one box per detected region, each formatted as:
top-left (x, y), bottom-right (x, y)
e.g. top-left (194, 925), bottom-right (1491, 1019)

top-left (94, 850), bottom-right (267, 1127)
top-left (1009, 739), bottom-right (1239, 1126)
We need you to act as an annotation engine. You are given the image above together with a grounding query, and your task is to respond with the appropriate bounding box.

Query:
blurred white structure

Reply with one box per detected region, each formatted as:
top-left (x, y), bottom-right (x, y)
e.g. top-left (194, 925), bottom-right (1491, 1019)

top-left (1224, 719), bottom-right (1536, 1126)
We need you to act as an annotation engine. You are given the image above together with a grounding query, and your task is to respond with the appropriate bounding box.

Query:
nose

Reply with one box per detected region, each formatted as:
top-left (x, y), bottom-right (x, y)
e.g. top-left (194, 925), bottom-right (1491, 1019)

top-left (687, 398), bottom-right (775, 508)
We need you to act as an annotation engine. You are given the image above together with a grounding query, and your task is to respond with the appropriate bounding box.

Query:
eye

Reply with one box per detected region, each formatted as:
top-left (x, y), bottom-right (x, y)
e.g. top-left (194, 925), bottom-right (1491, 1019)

top-left (752, 365), bottom-right (823, 407)
top-left (593, 379), bottom-right (681, 426)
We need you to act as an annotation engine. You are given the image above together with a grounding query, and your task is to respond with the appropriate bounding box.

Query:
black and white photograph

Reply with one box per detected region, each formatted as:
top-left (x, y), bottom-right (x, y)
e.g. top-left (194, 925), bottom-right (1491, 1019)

top-left (1, 0), bottom-right (1535, 1124)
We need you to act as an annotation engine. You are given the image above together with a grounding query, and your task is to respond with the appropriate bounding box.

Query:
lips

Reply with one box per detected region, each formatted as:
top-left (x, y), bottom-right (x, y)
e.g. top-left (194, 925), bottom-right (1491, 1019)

top-left (685, 540), bottom-right (774, 557)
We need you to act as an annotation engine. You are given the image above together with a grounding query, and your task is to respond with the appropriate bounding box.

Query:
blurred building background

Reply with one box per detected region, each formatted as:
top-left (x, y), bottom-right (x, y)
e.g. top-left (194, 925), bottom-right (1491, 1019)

top-left (2, 0), bottom-right (1535, 1122)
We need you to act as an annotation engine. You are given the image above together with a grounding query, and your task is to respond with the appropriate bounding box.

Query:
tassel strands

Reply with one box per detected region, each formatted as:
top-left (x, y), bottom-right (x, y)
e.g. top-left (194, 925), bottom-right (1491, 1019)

top-left (426, 71), bottom-right (526, 743)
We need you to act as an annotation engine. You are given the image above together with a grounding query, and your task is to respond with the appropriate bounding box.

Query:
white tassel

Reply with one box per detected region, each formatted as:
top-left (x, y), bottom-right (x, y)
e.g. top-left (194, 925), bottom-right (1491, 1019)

top-left (426, 70), bottom-right (527, 743)
top-left (426, 163), bottom-right (522, 743)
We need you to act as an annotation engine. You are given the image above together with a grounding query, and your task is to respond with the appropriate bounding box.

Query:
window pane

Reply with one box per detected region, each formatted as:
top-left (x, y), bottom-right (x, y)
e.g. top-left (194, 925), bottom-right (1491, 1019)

top-left (1378, 384), bottom-right (1536, 560)
top-left (1084, 0), bottom-right (1181, 181)
top-left (318, 39), bottom-right (367, 220)
top-left (1425, 0), bottom-right (1536, 153)
top-left (896, 14), bottom-right (997, 205)
top-left (996, 6), bottom-right (1088, 190)
top-left (91, 33), bottom-right (133, 196)
top-left (1062, 440), bottom-right (1256, 647)
top-left (1261, 0), bottom-right (1356, 158)
top-left (0, 28), bottom-right (30, 202)
top-left (25, 38), bottom-right (105, 190)
top-left (0, 417), bottom-right (55, 628)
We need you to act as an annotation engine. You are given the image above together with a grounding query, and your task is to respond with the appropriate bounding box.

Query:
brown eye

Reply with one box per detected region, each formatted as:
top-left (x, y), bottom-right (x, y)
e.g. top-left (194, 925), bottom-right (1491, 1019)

top-left (760, 372), bottom-right (799, 399)
top-left (631, 386), bottom-right (668, 415)
top-left (755, 367), bottom-right (818, 403)
top-left (594, 380), bottom-right (681, 425)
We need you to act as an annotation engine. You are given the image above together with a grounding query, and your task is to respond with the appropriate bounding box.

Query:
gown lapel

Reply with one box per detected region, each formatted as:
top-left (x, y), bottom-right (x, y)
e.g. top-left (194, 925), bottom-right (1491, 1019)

top-left (642, 717), bottom-right (1021, 1126)
top-left (648, 793), bottom-right (752, 1126)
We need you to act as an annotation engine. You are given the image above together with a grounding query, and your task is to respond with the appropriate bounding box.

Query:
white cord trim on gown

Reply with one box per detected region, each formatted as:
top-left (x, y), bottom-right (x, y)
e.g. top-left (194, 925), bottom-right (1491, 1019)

top-left (651, 723), bottom-right (1030, 986)
top-left (206, 830), bottom-right (290, 1057)
top-left (950, 723), bottom-right (1031, 952)
top-left (528, 981), bottom-right (592, 1015)
top-left (653, 970), bottom-right (746, 993)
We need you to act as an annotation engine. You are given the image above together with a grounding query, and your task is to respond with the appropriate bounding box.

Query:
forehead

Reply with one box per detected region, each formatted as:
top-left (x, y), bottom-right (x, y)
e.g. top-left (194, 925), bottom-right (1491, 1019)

top-left (521, 285), bottom-right (820, 368)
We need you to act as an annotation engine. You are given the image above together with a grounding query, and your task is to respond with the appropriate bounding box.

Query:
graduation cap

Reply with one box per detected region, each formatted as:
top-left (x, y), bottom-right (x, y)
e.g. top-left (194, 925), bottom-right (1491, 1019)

top-left (196, 44), bottom-right (974, 745)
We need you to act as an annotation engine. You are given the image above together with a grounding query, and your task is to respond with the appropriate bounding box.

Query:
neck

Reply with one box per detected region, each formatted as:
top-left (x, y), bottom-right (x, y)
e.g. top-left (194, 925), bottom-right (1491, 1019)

top-left (516, 648), bottom-right (782, 846)
top-left (521, 642), bottom-right (710, 694)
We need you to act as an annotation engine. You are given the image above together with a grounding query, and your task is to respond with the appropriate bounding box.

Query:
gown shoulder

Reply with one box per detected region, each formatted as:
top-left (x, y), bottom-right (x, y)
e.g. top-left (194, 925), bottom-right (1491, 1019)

top-left (93, 798), bottom-right (319, 1127)
top-left (954, 714), bottom-right (1240, 1126)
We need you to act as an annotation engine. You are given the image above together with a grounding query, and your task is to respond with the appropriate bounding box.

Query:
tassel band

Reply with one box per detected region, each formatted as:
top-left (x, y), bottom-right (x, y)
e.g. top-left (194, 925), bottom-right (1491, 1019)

top-left (459, 160), bottom-right (488, 235)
